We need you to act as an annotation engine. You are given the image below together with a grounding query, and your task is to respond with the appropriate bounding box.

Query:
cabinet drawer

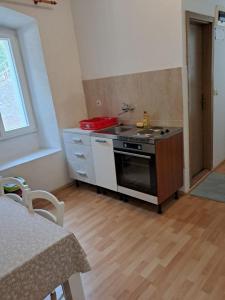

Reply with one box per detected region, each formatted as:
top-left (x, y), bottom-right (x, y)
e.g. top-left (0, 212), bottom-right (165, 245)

top-left (64, 144), bottom-right (91, 162)
top-left (63, 132), bottom-right (91, 146)
top-left (68, 159), bottom-right (96, 184)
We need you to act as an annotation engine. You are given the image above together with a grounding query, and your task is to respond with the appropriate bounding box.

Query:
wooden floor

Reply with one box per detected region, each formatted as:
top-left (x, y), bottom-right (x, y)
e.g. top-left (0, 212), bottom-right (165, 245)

top-left (55, 181), bottom-right (225, 300)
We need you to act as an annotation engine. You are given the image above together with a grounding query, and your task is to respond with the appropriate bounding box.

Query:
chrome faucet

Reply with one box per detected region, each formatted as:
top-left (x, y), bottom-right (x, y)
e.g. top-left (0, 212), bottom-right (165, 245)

top-left (118, 103), bottom-right (135, 116)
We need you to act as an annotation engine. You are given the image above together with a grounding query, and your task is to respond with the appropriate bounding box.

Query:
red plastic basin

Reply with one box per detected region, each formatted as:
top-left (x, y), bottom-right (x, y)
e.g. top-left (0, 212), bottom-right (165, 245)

top-left (80, 117), bottom-right (118, 130)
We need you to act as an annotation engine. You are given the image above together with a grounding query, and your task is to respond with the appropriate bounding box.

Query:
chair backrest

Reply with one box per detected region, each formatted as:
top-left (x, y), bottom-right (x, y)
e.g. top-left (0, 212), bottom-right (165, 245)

top-left (0, 177), bottom-right (30, 206)
top-left (27, 190), bottom-right (64, 226)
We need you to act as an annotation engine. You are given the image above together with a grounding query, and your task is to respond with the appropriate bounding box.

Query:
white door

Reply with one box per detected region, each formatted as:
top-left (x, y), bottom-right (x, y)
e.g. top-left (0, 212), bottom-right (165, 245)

top-left (91, 137), bottom-right (117, 191)
top-left (213, 27), bottom-right (225, 167)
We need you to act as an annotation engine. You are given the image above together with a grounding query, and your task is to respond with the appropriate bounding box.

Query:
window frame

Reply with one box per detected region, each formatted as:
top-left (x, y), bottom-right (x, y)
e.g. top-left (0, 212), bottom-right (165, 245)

top-left (0, 28), bottom-right (36, 140)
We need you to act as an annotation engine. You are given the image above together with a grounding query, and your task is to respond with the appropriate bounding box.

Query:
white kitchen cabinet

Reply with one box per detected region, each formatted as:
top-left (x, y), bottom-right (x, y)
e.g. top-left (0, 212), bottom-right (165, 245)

top-left (63, 129), bottom-right (96, 185)
top-left (91, 137), bottom-right (117, 191)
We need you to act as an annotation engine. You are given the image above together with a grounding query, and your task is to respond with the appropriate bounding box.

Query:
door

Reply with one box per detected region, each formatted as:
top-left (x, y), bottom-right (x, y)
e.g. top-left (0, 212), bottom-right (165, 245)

top-left (187, 12), bottom-right (213, 185)
top-left (189, 22), bottom-right (204, 178)
top-left (91, 137), bottom-right (117, 191)
top-left (114, 150), bottom-right (157, 195)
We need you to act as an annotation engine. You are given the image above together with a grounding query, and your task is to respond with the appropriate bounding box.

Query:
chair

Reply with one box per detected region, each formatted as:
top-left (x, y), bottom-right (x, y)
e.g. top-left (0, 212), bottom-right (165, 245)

top-left (27, 190), bottom-right (64, 227)
top-left (0, 177), bottom-right (30, 206)
top-left (27, 191), bottom-right (65, 300)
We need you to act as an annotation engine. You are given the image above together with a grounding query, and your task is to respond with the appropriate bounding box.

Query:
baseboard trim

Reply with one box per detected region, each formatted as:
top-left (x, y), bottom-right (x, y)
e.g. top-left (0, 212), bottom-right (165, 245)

top-left (51, 181), bottom-right (74, 195)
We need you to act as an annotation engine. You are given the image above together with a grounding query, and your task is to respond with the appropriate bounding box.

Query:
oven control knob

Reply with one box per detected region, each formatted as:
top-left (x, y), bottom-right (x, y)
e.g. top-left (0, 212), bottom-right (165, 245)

top-left (165, 129), bottom-right (170, 133)
top-left (160, 131), bottom-right (165, 135)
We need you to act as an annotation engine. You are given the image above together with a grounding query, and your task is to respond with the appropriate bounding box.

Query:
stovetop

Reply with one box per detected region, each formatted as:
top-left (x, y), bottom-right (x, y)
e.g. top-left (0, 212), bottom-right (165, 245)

top-left (118, 126), bottom-right (181, 144)
top-left (92, 125), bottom-right (182, 145)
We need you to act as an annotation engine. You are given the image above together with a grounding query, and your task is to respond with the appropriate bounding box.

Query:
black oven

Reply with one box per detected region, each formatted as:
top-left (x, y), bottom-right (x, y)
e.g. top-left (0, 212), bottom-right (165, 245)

top-left (113, 140), bottom-right (157, 196)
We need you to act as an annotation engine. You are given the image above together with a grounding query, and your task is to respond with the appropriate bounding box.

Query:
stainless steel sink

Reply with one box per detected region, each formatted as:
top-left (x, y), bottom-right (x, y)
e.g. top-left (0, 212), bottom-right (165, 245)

top-left (98, 126), bottom-right (133, 135)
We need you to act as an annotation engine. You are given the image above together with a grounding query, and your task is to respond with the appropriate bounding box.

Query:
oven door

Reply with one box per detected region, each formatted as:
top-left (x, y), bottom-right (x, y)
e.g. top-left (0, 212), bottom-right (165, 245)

top-left (114, 150), bottom-right (157, 196)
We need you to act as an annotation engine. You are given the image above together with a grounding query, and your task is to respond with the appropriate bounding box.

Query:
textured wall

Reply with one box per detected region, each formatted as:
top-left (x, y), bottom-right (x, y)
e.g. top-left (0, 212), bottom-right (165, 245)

top-left (83, 68), bottom-right (183, 127)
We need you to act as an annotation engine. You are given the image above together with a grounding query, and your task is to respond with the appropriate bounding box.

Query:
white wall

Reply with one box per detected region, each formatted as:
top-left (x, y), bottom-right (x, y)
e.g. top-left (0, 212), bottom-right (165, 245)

top-left (213, 29), bottom-right (225, 166)
top-left (183, 0), bottom-right (225, 16)
top-left (182, 0), bottom-right (225, 171)
top-left (0, 0), bottom-right (87, 191)
top-left (0, 134), bottom-right (40, 164)
top-left (1, 151), bottom-right (68, 191)
top-left (71, 0), bottom-right (183, 80)
top-left (0, 6), bottom-right (62, 164)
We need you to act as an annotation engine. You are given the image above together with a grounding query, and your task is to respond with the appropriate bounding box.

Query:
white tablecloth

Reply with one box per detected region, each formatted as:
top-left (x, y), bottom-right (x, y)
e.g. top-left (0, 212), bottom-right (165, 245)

top-left (0, 196), bottom-right (90, 300)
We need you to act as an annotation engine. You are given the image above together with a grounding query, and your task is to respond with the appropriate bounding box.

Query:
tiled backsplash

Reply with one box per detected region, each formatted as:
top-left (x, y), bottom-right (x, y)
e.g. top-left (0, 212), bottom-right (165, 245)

top-left (83, 67), bottom-right (183, 127)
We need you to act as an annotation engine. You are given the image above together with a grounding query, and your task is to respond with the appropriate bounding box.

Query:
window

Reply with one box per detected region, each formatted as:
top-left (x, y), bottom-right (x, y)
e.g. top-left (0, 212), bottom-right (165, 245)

top-left (0, 29), bottom-right (35, 139)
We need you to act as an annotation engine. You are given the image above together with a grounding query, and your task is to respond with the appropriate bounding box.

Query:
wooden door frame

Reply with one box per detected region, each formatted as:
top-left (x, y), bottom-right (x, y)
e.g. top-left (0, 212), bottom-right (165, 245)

top-left (186, 11), bottom-right (214, 186)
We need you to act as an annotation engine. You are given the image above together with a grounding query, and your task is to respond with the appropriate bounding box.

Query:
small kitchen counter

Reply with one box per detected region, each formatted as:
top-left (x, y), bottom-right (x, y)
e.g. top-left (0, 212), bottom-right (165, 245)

top-left (63, 125), bottom-right (184, 214)
top-left (91, 125), bottom-right (183, 143)
top-left (65, 126), bottom-right (183, 142)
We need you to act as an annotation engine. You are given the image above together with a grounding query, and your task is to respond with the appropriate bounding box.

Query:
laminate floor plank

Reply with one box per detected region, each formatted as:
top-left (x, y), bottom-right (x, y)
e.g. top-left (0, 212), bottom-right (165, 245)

top-left (53, 178), bottom-right (225, 300)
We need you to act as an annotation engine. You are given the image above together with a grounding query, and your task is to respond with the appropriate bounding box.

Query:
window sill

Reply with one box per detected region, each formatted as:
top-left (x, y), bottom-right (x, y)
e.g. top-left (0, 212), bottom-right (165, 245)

top-left (0, 148), bottom-right (62, 172)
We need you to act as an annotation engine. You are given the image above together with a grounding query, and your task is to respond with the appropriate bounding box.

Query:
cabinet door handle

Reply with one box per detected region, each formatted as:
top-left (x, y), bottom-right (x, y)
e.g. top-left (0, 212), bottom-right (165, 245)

top-left (73, 138), bottom-right (82, 143)
top-left (95, 139), bottom-right (107, 143)
top-left (76, 170), bottom-right (87, 177)
top-left (74, 153), bottom-right (85, 158)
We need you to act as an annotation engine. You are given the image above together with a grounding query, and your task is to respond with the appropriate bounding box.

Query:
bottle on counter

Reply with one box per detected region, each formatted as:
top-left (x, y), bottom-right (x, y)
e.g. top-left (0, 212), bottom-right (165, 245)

top-left (143, 111), bottom-right (150, 129)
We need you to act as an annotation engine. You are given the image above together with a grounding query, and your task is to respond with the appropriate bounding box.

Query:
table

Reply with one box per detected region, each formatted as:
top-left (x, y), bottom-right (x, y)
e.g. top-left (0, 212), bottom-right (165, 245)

top-left (0, 196), bottom-right (91, 300)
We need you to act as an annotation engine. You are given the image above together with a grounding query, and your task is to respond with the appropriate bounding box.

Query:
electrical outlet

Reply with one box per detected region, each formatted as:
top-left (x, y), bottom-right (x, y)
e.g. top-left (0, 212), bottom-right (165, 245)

top-left (96, 99), bottom-right (102, 106)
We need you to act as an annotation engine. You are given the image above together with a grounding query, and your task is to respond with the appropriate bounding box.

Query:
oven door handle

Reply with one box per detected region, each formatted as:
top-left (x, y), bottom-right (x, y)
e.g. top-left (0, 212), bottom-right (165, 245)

top-left (114, 150), bottom-right (152, 160)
